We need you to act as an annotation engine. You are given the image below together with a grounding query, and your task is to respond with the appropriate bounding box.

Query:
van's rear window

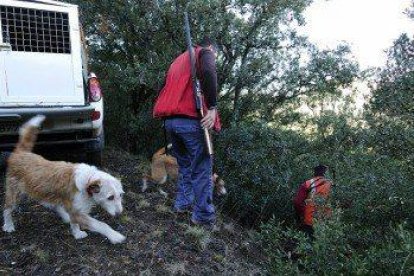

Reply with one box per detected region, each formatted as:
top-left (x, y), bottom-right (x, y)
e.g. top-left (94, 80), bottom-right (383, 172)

top-left (0, 6), bottom-right (71, 54)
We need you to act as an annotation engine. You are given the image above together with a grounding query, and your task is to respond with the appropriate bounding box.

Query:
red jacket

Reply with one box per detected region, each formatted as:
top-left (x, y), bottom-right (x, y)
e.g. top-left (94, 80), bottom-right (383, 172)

top-left (153, 46), bottom-right (221, 131)
top-left (294, 177), bottom-right (332, 226)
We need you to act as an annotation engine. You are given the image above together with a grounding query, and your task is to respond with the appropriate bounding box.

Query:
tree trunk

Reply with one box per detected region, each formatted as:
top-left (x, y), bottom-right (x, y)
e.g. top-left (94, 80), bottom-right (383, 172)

top-left (232, 86), bottom-right (241, 124)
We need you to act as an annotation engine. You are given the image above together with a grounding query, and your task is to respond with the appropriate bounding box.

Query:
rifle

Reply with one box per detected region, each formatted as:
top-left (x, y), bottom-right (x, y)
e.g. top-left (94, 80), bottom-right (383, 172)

top-left (183, 11), bottom-right (214, 155)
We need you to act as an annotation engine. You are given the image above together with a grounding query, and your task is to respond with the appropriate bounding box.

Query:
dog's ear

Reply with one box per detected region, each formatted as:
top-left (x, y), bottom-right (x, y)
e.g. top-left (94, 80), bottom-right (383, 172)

top-left (87, 180), bottom-right (101, 196)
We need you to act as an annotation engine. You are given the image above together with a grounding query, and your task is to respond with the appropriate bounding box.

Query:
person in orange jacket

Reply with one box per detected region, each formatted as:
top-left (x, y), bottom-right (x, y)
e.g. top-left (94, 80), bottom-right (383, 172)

top-left (294, 165), bottom-right (332, 239)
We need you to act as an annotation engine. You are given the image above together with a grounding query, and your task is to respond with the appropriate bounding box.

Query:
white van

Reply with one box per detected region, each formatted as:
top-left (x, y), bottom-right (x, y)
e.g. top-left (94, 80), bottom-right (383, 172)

top-left (0, 0), bottom-right (104, 165)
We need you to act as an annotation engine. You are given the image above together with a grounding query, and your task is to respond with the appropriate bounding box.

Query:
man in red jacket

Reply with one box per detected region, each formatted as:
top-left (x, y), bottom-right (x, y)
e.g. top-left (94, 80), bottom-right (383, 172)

top-left (153, 37), bottom-right (219, 228)
top-left (294, 165), bottom-right (332, 238)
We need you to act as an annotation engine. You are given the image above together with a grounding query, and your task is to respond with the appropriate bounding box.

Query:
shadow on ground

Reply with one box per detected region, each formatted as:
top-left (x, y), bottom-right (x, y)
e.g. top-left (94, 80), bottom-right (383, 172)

top-left (0, 148), bottom-right (265, 275)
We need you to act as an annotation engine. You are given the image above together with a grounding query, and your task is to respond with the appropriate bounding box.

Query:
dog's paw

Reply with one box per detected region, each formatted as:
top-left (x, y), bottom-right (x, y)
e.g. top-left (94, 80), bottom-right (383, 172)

top-left (3, 223), bottom-right (15, 233)
top-left (74, 230), bottom-right (88, 240)
top-left (109, 231), bottom-right (126, 244)
top-left (58, 210), bottom-right (71, 224)
top-left (62, 216), bottom-right (71, 224)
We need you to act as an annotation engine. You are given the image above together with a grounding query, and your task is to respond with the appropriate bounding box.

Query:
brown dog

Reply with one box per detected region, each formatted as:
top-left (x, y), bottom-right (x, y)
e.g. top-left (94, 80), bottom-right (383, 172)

top-left (2, 116), bottom-right (126, 244)
top-left (142, 145), bottom-right (226, 196)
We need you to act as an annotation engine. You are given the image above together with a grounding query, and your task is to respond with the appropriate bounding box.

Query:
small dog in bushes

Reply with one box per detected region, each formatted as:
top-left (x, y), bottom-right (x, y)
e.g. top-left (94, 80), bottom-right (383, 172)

top-left (141, 145), bottom-right (227, 196)
top-left (2, 115), bottom-right (126, 244)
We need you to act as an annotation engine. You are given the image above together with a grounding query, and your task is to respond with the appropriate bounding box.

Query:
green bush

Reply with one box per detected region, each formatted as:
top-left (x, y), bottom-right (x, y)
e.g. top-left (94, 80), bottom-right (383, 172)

top-left (214, 117), bottom-right (414, 229)
top-left (260, 216), bottom-right (414, 275)
top-left (332, 150), bottom-right (414, 229)
top-left (104, 81), bottom-right (164, 157)
top-left (214, 117), bottom-right (414, 273)
top-left (127, 101), bottom-right (165, 157)
top-left (214, 123), bottom-right (316, 225)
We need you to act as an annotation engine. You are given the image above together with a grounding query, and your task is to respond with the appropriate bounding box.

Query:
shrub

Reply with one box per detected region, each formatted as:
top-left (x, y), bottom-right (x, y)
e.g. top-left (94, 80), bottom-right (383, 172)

top-left (214, 123), bottom-right (316, 225)
top-left (260, 216), bottom-right (414, 275)
top-left (104, 85), bottom-right (165, 157)
top-left (331, 150), bottom-right (414, 229)
top-left (214, 118), bottom-right (414, 230)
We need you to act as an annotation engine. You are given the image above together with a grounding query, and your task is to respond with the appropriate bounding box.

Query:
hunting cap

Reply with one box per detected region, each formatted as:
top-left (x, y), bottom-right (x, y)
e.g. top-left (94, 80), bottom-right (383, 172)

top-left (314, 165), bottom-right (328, 177)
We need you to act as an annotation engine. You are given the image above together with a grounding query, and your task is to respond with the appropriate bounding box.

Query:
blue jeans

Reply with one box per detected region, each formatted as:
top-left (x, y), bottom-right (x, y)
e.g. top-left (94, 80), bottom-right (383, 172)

top-left (164, 117), bottom-right (215, 224)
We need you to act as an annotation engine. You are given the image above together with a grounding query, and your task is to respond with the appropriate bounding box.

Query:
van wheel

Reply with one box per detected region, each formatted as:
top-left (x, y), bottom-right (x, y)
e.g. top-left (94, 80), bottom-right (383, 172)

top-left (87, 150), bottom-right (103, 167)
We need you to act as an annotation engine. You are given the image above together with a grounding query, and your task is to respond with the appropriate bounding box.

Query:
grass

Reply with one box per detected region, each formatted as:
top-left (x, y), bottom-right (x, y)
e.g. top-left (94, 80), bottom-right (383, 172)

top-left (147, 229), bottom-right (164, 239)
top-left (164, 262), bottom-right (186, 275)
top-left (155, 204), bottom-right (173, 214)
top-left (185, 226), bottom-right (211, 250)
top-left (223, 223), bottom-right (235, 234)
top-left (125, 191), bottom-right (141, 200)
top-left (34, 249), bottom-right (50, 263)
top-left (138, 199), bottom-right (151, 208)
top-left (120, 214), bottom-right (131, 224)
top-left (212, 254), bottom-right (225, 263)
top-left (139, 269), bottom-right (152, 276)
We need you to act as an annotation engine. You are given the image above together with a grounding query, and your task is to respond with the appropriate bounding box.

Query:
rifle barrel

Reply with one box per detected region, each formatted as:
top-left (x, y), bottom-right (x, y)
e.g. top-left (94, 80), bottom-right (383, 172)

top-left (183, 11), bottom-right (214, 155)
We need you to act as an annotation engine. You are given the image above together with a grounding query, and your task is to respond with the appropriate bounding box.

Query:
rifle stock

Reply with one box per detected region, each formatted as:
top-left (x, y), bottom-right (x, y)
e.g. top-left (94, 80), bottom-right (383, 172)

top-left (184, 11), bottom-right (214, 155)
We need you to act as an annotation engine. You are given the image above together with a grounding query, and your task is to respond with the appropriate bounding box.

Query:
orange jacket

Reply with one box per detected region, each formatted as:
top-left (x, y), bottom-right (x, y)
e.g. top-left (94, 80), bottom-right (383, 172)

top-left (294, 177), bottom-right (332, 226)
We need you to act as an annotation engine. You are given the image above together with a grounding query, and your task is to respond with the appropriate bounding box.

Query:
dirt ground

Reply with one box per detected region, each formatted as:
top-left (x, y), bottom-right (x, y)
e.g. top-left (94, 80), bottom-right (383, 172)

top-left (0, 148), bottom-right (265, 275)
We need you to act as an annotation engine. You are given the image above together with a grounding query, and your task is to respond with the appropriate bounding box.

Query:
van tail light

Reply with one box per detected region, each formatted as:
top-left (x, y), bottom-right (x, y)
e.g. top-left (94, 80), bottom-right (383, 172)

top-left (91, 110), bottom-right (101, 121)
top-left (88, 73), bottom-right (102, 102)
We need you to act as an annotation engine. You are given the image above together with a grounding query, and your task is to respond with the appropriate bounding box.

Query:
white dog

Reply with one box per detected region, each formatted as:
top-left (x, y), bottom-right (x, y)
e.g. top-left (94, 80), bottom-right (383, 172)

top-left (3, 115), bottom-right (126, 244)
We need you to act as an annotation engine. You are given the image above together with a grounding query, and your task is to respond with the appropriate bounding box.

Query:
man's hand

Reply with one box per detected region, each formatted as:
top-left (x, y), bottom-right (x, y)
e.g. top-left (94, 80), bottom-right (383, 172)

top-left (201, 108), bottom-right (217, 129)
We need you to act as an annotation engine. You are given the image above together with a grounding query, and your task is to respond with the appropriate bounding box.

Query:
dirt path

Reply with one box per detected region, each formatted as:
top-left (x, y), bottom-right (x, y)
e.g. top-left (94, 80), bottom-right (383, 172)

top-left (0, 148), bottom-right (265, 275)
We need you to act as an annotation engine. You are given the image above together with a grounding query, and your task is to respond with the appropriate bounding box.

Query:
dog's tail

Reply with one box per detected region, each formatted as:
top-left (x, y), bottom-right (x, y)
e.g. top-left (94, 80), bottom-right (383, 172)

top-left (15, 115), bottom-right (46, 153)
